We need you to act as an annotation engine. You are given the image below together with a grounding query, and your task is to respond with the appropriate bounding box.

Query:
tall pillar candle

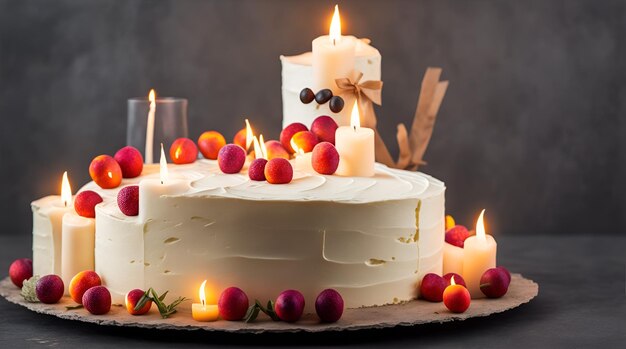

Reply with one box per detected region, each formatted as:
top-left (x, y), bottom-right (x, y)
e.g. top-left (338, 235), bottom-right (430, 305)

top-left (61, 213), bottom-right (95, 292)
top-left (139, 145), bottom-right (188, 222)
top-left (462, 210), bottom-right (497, 298)
top-left (32, 196), bottom-right (73, 276)
top-left (32, 171), bottom-right (74, 276)
top-left (312, 5), bottom-right (355, 94)
top-left (443, 243), bottom-right (464, 275)
top-left (335, 102), bottom-right (375, 177)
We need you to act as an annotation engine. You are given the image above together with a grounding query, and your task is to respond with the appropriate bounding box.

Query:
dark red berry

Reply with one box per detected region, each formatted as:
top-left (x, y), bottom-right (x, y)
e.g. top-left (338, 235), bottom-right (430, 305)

top-left (329, 96), bottom-right (344, 113)
top-left (300, 88), bottom-right (315, 104)
top-left (315, 89), bottom-right (333, 104)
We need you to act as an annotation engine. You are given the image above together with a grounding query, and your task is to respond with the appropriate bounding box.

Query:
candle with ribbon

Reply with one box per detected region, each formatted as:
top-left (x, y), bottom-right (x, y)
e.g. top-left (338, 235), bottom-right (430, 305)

top-left (312, 5), bottom-right (355, 94)
top-left (31, 172), bottom-right (74, 276)
top-left (192, 280), bottom-right (219, 322)
top-left (462, 209), bottom-right (497, 298)
top-left (335, 101), bottom-right (375, 177)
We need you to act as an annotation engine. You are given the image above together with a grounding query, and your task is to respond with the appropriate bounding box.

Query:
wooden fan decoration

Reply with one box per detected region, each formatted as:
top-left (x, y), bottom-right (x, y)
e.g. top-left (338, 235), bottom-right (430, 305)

top-left (336, 67), bottom-right (448, 171)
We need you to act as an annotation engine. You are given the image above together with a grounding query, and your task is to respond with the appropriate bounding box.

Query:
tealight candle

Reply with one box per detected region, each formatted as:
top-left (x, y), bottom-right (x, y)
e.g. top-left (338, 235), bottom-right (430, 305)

top-left (462, 210), bottom-right (497, 298)
top-left (138, 144), bottom-right (188, 222)
top-left (312, 5), bottom-right (355, 94)
top-left (192, 280), bottom-right (219, 322)
top-left (335, 102), bottom-right (375, 177)
top-left (61, 212), bottom-right (95, 293)
top-left (32, 171), bottom-right (74, 276)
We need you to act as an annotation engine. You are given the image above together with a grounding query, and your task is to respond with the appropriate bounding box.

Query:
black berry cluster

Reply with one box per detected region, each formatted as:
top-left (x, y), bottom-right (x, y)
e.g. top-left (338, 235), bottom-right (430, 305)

top-left (299, 88), bottom-right (344, 113)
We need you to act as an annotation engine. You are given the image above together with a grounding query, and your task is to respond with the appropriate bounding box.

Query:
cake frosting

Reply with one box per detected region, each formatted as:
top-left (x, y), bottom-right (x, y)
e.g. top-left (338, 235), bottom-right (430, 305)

top-left (67, 160), bottom-right (445, 312)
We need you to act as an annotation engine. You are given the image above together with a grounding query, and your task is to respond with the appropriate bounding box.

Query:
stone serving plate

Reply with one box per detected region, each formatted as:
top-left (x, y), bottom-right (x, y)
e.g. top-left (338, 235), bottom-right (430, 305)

top-left (0, 274), bottom-right (538, 334)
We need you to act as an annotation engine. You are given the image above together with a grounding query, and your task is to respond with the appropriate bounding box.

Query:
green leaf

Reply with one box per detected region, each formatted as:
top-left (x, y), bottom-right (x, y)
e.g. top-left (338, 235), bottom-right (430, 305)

top-left (244, 305), bottom-right (260, 323)
top-left (134, 292), bottom-right (151, 312)
top-left (65, 304), bottom-right (84, 310)
top-left (158, 290), bottom-right (169, 302)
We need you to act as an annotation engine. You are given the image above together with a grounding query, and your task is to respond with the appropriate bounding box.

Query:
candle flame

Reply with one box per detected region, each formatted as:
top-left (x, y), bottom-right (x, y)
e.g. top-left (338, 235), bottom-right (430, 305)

top-left (160, 143), bottom-right (168, 184)
top-left (451, 276), bottom-right (456, 286)
top-left (290, 138), bottom-right (304, 155)
top-left (198, 280), bottom-right (207, 307)
top-left (61, 171), bottom-right (72, 207)
top-left (350, 101), bottom-right (360, 130)
top-left (476, 209), bottom-right (487, 242)
top-left (252, 136), bottom-right (266, 160)
top-left (149, 89), bottom-right (156, 106)
top-left (245, 119), bottom-right (253, 150)
top-left (260, 134), bottom-right (268, 159)
top-left (329, 5), bottom-right (342, 44)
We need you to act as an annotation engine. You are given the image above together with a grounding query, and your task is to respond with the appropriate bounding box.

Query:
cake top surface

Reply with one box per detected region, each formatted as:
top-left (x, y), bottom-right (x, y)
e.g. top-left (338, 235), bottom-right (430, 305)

top-left (80, 160), bottom-right (444, 205)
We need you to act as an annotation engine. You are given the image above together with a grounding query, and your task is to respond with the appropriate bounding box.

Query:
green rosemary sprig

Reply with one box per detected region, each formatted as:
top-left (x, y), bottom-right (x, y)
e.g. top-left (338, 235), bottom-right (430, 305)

top-left (134, 287), bottom-right (188, 319)
top-left (244, 299), bottom-right (280, 322)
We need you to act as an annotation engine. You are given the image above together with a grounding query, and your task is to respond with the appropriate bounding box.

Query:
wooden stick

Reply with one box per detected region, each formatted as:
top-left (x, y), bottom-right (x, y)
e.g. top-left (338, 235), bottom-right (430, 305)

top-left (409, 67), bottom-right (442, 165)
top-left (411, 80), bottom-right (449, 167)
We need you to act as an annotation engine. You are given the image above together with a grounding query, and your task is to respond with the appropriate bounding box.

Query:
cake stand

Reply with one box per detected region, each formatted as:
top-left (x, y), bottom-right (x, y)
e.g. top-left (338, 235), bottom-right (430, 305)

top-left (0, 274), bottom-right (538, 334)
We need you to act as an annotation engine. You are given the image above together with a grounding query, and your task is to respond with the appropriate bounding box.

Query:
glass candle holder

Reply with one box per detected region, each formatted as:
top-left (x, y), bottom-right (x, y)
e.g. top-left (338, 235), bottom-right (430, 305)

top-left (127, 97), bottom-right (188, 164)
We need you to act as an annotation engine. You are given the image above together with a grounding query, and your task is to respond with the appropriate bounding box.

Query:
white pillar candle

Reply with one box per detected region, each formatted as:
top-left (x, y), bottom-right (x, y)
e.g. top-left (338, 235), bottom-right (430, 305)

top-left (61, 213), bottom-right (95, 292)
top-left (312, 5), bottom-right (355, 94)
top-left (294, 152), bottom-right (313, 173)
top-left (139, 145), bottom-right (188, 222)
top-left (290, 138), bottom-right (314, 173)
top-left (335, 102), bottom-right (375, 177)
top-left (32, 196), bottom-right (73, 276)
top-left (144, 89), bottom-right (156, 164)
top-left (462, 210), bottom-right (497, 298)
top-left (31, 171), bottom-right (74, 276)
top-left (443, 243), bottom-right (464, 275)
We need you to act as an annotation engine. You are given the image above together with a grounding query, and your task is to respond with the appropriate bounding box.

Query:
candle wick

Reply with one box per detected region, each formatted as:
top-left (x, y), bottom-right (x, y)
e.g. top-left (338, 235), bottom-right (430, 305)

top-left (160, 180), bottom-right (164, 185)
top-left (353, 125), bottom-right (356, 132)
top-left (333, 38), bottom-right (336, 46)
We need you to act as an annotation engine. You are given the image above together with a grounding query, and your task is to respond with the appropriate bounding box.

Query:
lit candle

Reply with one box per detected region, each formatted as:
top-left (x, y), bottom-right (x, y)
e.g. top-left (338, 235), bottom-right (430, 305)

top-left (443, 242), bottom-right (464, 275)
top-left (291, 138), bottom-right (313, 173)
top-left (61, 212), bottom-right (95, 293)
top-left (335, 102), bottom-right (375, 176)
top-left (252, 135), bottom-right (266, 160)
top-left (245, 119), bottom-right (254, 152)
top-left (259, 134), bottom-right (268, 159)
top-left (312, 5), bottom-right (356, 94)
top-left (138, 144), bottom-right (188, 222)
top-left (145, 89), bottom-right (156, 164)
top-left (462, 209), bottom-right (497, 298)
top-left (192, 280), bottom-right (219, 322)
top-left (32, 172), bottom-right (74, 276)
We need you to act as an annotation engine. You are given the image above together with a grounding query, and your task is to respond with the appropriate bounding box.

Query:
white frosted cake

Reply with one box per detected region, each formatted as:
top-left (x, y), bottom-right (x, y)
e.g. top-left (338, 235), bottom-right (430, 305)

top-left (34, 161), bottom-right (445, 312)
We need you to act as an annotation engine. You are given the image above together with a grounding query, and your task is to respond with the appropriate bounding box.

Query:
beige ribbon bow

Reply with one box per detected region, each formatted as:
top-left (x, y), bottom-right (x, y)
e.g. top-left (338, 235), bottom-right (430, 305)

top-left (335, 71), bottom-right (383, 129)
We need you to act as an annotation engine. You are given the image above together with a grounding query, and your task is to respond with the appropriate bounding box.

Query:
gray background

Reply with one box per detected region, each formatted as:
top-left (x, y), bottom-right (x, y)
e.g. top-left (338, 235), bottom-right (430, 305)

top-left (1, 0), bottom-right (624, 236)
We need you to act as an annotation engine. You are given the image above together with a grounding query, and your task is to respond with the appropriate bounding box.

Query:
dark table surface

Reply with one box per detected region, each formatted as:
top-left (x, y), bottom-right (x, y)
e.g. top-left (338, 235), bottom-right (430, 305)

top-left (0, 234), bottom-right (624, 348)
